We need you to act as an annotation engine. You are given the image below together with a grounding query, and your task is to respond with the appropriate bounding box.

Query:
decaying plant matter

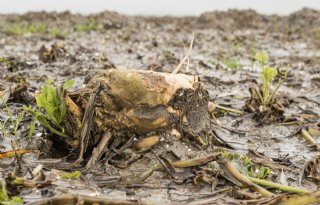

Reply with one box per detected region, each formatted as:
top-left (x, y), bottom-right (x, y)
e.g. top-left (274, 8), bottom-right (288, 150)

top-left (39, 42), bottom-right (67, 63)
top-left (304, 155), bottom-right (320, 184)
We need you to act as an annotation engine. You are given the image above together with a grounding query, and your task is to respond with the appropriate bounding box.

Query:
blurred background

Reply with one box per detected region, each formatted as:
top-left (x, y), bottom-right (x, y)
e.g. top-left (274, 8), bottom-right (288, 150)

top-left (1, 0), bottom-right (320, 15)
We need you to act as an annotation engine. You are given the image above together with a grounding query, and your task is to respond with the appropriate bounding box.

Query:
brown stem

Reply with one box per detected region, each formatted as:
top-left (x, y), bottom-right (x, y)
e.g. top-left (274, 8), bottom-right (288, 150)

top-left (171, 153), bottom-right (219, 168)
top-left (65, 95), bottom-right (81, 118)
top-left (85, 132), bottom-right (112, 170)
top-left (128, 153), bottom-right (219, 184)
top-left (76, 85), bottom-right (102, 163)
top-left (301, 129), bottom-right (320, 150)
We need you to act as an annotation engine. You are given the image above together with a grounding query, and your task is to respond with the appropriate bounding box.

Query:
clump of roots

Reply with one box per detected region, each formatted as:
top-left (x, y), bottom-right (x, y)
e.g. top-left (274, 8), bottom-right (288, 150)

top-left (245, 87), bottom-right (290, 123)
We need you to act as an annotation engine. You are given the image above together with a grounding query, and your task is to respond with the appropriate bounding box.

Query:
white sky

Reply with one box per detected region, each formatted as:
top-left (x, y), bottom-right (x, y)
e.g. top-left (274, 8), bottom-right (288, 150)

top-left (1, 0), bottom-right (320, 16)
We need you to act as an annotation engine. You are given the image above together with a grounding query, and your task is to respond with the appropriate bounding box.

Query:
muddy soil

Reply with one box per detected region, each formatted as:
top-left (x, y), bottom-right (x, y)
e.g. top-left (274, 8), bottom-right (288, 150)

top-left (0, 8), bottom-right (319, 204)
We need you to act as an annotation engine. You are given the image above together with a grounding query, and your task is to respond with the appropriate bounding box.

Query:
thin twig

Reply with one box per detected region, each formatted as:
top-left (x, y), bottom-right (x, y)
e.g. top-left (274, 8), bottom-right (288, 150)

top-left (151, 149), bottom-right (177, 179)
top-left (172, 33), bottom-right (194, 74)
top-left (211, 120), bottom-right (246, 135)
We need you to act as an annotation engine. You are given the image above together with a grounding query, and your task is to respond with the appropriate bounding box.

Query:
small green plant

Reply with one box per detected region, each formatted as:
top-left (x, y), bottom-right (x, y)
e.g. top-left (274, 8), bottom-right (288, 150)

top-left (162, 49), bottom-right (177, 61)
top-left (25, 79), bottom-right (75, 138)
top-left (36, 79), bottom-right (68, 130)
top-left (0, 96), bottom-right (25, 137)
top-left (0, 57), bottom-right (21, 73)
top-left (1, 22), bottom-right (47, 35)
top-left (122, 27), bottom-right (133, 41)
top-left (221, 56), bottom-right (242, 70)
top-left (0, 57), bottom-right (8, 63)
top-left (28, 22), bottom-right (47, 34)
top-left (48, 27), bottom-right (69, 38)
top-left (254, 51), bottom-right (288, 106)
top-left (1, 22), bottom-right (70, 39)
top-left (223, 151), bottom-right (270, 179)
top-left (74, 19), bottom-right (101, 32)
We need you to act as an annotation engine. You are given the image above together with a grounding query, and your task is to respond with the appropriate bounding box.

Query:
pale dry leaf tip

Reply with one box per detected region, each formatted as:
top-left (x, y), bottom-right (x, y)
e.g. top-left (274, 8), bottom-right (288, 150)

top-left (172, 32), bottom-right (194, 74)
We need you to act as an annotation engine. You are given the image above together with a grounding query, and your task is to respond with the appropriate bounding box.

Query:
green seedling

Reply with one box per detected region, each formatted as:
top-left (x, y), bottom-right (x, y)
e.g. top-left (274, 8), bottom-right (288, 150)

top-left (27, 119), bottom-right (37, 140)
top-left (254, 51), bottom-right (288, 106)
top-left (28, 22), bottom-right (47, 34)
top-left (225, 59), bottom-right (240, 70)
top-left (162, 49), bottom-right (175, 59)
top-left (25, 79), bottom-right (75, 138)
top-left (36, 80), bottom-right (67, 130)
top-left (74, 19), bottom-right (101, 32)
top-left (0, 57), bottom-right (8, 63)
top-left (0, 57), bottom-right (21, 73)
top-left (221, 56), bottom-right (242, 70)
top-left (223, 151), bottom-right (270, 179)
top-left (24, 106), bottom-right (67, 138)
top-left (0, 96), bottom-right (25, 137)
top-left (13, 111), bottom-right (25, 135)
top-left (0, 97), bottom-right (14, 128)
top-left (1, 22), bottom-right (68, 39)
top-left (48, 27), bottom-right (69, 38)
top-left (1, 22), bottom-right (47, 35)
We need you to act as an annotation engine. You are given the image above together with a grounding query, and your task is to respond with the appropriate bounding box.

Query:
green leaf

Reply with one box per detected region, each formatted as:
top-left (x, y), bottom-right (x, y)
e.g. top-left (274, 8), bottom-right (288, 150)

top-left (63, 79), bottom-right (75, 90)
top-left (256, 167), bottom-right (271, 179)
top-left (12, 178), bottom-right (24, 186)
top-left (28, 79), bottom-right (74, 138)
top-left (28, 119), bottom-right (37, 140)
top-left (61, 171), bottom-right (81, 179)
top-left (14, 111), bottom-right (25, 135)
top-left (223, 151), bottom-right (270, 179)
top-left (255, 51), bottom-right (268, 66)
top-left (24, 107), bottom-right (68, 138)
top-left (262, 65), bottom-right (278, 83)
top-left (45, 79), bottom-right (54, 84)
top-left (1, 197), bottom-right (23, 205)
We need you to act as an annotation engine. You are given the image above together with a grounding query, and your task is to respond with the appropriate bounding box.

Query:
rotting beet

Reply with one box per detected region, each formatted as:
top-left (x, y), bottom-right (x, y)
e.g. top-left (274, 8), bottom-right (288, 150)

top-left (66, 68), bottom-right (220, 167)
top-left (85, 69), bottom-right (210, 133)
